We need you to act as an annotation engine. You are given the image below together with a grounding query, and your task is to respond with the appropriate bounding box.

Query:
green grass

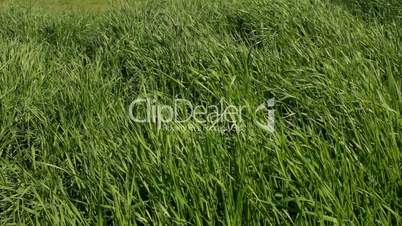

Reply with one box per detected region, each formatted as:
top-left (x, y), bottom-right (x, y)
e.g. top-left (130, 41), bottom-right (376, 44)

top-left (0, 0), bottom-right (112, 12)
top-left (0, 0), bottom-right (401, 225)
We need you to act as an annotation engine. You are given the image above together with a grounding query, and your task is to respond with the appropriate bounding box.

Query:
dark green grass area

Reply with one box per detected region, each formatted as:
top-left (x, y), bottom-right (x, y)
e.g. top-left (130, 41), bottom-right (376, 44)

top-left (0, 0), bottom-right (401, 225)
top-left (333, 0), bottom-right (401, 25)
top-left (0, 0), bottom-right (112, 12)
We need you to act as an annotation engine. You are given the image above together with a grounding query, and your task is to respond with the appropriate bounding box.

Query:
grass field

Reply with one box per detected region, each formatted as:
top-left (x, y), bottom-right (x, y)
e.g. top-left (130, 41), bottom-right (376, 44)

top-left (0, 0), bottom-right (401, 225)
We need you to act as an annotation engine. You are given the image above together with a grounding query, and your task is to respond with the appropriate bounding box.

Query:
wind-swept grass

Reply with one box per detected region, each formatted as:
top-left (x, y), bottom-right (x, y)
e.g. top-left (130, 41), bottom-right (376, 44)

top-left (0, 0), bottom-right (112, 12)
top-left (0, 0), bottom-right (401, 225)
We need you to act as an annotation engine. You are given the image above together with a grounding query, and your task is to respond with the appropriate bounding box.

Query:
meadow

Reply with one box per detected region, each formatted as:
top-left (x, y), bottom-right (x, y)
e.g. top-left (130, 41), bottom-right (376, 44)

top-left (0, 0), bottom-right (401, 225)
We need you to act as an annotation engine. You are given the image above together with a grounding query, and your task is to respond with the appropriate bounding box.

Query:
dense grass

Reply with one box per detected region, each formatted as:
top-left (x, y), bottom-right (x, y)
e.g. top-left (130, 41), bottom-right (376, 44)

top-left (0, 0), bottom-right (112, 12)
top-left (0, 0), bottom-right (401, 225)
